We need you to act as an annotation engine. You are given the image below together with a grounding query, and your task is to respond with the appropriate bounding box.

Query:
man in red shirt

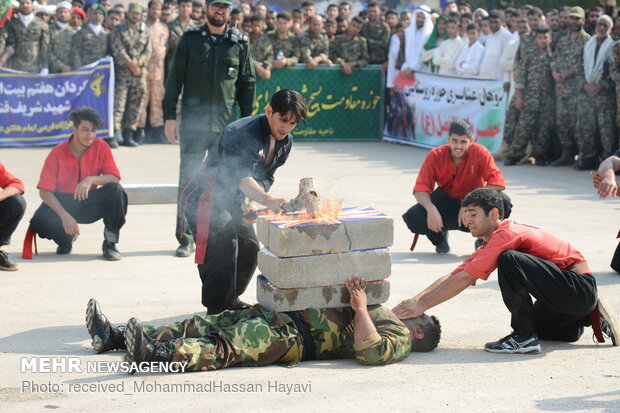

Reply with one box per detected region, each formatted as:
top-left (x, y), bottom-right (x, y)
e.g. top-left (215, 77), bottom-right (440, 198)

top-left (403, 119), bottom-right (512, 254)
top-left (394, 188), bottom-right (619, 354)
top-left (27, 107), bottom-right (127, 260)
top-left (0, 163), bottom-right (26, 271)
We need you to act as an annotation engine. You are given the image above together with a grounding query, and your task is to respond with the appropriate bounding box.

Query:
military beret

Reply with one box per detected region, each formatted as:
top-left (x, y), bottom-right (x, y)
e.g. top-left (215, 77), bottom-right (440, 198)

top-left (56, 1), bottom-right (72, 10)
top-left (72, 6), bottom-right (86, 19)
top-left (127, 2), bottom-right (143, 13)
top-left (91, 3), bottom-right (107, 16)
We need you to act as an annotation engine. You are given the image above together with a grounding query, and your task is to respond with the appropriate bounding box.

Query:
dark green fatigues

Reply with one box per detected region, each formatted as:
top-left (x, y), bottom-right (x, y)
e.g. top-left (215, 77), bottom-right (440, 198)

top-left (163, 25), bottom-right (255, 247)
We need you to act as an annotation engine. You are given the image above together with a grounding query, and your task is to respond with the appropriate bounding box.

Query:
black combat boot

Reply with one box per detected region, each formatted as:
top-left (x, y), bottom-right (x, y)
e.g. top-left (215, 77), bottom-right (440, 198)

top-left (85, 299), bottom-right (126, 353)
top-left (121, 128), bottom-right (139, 147)
top-left (124, 317), bottom-right (173, 375)
top-left (134, 128), bottom-right (146, 144)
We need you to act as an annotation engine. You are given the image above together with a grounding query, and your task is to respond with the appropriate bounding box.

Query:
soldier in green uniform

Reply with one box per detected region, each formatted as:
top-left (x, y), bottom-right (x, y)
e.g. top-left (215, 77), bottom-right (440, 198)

top-left (506, 27), bottom-right (555, 166)
top-left (165, 0), bottom-right (196, 75)
top-left (297, 14), bottom-right (332, 67)
top-left (360, 1), bottom-right (390, 65)
top-left (330, 16), bottom-right (368, 75)
top-left (111, 2), bottom-right (151, 147)
top-left (268, 11), bottom-right (300, 69)
top-left (163, 0), bottom-right (255, 258)
top-left (48, 1), bottom-right (76, 73)
top-left (576, 15), bottom-right (617, 170)
top-left (85, 276), bottom-right (441, 372)
top-left (71, 6), bottom-right (110, 69)
top-left (550, 7), bottom-right (590, 166)
top-left (0, 0), bottom-right (49, 74)
top-left (249, 14), bottom-right (273, 80)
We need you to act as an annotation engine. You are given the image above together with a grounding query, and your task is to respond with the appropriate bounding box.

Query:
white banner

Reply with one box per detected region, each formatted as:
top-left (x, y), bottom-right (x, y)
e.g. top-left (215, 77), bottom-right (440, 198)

top-left (384, 72), bottom-right (508, 153)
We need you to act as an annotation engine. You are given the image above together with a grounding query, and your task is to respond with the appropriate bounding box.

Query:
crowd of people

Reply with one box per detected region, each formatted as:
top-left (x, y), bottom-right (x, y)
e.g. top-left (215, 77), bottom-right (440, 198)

top-left (2, 0), bottom-right (620, 168)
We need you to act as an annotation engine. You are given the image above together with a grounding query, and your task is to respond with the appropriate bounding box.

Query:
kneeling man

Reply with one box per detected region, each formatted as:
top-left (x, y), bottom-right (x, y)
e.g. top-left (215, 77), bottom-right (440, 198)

top-left (395, 188), bottom-right (618, 353)
top-left (85, 276), bottom-right (441, 373)
top-left (403, 119), bottom-right (512, 254)
top-left (26, 107), bottom-right (127, 260)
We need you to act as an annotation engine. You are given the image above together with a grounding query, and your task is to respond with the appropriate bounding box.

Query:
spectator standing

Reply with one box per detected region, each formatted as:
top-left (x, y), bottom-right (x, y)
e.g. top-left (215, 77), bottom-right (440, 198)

top-left (455, 23), bottom-right (483, 77)
top-left (432, 19), bottom-right (463, 75)
top-left (48, 1), bottom-right (76, 73)
top-left (268, 12), bottom-right (300, 69)
top-left (360, 1), bottom-right (390, 65)
top-left (330, 15), bottom-right (368, 75)
top-left (298, 15), bottom-right (331, 68)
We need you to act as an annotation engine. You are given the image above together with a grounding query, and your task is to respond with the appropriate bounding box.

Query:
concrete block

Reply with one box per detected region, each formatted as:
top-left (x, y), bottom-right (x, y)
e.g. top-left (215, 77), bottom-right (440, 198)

top-left (257, 206), bottom-right (393, 257)
top-left (257, 248), bottom-right (391, 288)
top-left (123, 184), bottom-right (178, 205)
top-left (257, 275), bottom-right (390, 312)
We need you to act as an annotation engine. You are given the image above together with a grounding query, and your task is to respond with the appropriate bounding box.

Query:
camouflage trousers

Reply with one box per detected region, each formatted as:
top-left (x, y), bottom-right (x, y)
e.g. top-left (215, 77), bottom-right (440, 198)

top-left (114, 70), bottom-right (147, 132)
top-left (577, 93), bottom-right (618, 160)
top-left (138, 77), bottom-right (165, 129)
top-left (143, 306), bottom-right (298, 371)
top-left (556, 94), bottom-right (579, 151)
top-left (509, 105), bottom-right (552, 160)
top-left (503, 96), bottom-right (520, 146)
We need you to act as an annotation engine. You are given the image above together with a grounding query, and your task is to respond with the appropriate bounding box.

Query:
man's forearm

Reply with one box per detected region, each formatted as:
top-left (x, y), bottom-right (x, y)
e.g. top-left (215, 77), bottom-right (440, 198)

top-left (87, 174), bottom-right (120, 186)
top-left (485, 184), bottom-right (504, 191)
top-left (40, 189), bottom-right (70, 219)
top-left (414, 191), bottom-right (437, 212)
top-left (353, 306), bottom-right (377, 343)
top-left (598, 156), bottom-right (620, 175)
top-left (238, 177), bottom-right (270, 204)
top-left (417, 271), bottom-right (476, 313)
top-left (0, 186), bottom-right (22, 201)
top-left (413, 272), bottom-right (452, 302)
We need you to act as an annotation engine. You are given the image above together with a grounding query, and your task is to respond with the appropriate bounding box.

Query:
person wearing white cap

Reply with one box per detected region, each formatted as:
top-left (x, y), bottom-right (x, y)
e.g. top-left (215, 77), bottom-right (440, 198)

top-left (49, 0), bottom-right (75, 73)
top-left (401, 6), bottom-right (433, 76)
top-left (0, 0), bottom-right (49, 74)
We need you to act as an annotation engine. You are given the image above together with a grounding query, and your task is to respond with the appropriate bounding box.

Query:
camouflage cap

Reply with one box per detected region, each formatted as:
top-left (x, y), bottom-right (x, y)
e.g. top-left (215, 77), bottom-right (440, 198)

top-left (207, 0), bottom-right (233, 6)
top-left (127, 2), bottom-right (143, 13)
top-left (568, 6), bottom-right (585, 19)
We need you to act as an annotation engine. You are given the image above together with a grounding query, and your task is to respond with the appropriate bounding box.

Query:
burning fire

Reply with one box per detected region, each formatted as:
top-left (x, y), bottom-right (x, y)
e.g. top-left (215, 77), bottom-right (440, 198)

top-left (258, 200), bottom-right (343, 227)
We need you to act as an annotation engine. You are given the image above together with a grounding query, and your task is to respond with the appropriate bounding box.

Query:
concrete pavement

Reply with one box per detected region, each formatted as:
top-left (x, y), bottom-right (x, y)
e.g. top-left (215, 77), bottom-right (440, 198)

top-left (0, 141), bottom-right (618, 412)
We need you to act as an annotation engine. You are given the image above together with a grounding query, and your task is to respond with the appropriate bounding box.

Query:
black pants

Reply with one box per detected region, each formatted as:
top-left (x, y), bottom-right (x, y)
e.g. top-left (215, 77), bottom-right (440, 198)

top-left (30, 183), bottom-right (127, 248)
top-left (402, 189), bottom-right (513, 246)
top-left (197, 196), bottom-right (260, 314)
top-left (497, 250), bottom-right (597, 342)
top-left (0, 194), bottom-right (26, 246)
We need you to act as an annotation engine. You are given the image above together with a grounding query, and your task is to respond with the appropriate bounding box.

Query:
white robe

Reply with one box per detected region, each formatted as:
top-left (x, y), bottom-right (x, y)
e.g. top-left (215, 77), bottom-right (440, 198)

top-left (402, 9), bottom-right (433, 73)
top-left (433, 36), bottom-right (465, 75)
top-left (455, 40), bottom-right (485, 78)
top-left (386, 33), bottom-right (401, 88)
top-left (479, 27), bottom-right (513, 82)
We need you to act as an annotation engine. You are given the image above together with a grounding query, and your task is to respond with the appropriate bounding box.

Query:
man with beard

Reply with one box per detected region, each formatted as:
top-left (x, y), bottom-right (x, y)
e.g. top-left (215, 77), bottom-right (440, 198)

top-left (163, 0), bottom-right (255, 258)
top-left (550, 7), bottom-right (590, 166)
top-left (402, 119), bottom-right (512, 255)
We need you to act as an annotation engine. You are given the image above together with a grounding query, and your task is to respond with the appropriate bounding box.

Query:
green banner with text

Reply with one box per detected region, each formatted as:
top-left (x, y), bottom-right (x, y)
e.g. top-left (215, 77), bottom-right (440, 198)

top-left (252, 65), bottom-right (385, 141)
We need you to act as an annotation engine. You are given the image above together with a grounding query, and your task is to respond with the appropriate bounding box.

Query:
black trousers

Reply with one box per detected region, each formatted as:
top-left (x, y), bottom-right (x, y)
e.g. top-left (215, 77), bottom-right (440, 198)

top-left (402, 188), bottom-right (513, 246)
top-left (0, 194), bottom-right (26, 246)
top-left (30, 183), bottom-right (128, 247)
top-left (197, 196), bottom-right (260, 314)
top-left (497, 250), bottom-right (598, 342)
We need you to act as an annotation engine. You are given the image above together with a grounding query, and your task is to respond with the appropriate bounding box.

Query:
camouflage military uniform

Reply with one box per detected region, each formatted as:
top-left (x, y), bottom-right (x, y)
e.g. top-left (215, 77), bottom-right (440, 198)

top-left (48, 23), bottom-right (76, 73)
top-left (250, 32), bottom-right (274, 68)
top-left (142, 305), bottom-right (411, 371)
top-left (608, 42), bottom-right (620, 133)
top-left (504, 34), bottom-right (536, 148)
top-left (165, 17), bottom-right (197, 74)
top-left (267, 30), bottom-right (300, 66)
top-left (138, 20), bottom-right (169, 129)
top-left (111, 20), bottom-right (151, 133)
top-left (551, 30), bottom-right (590, 154)
top-left (297, 29), bottom-right (329, 64)
top-left (510, 46), bottom-right (555, 161)
top-left (577, 42), bottom-right (617, 161)
top-left (70, 23), bottom-right (110, 68)
top-left (360, 20), bottom-right (390, 64)
top-left (4, 16), bottom-right (49, 73)
top-left (0, 26), bottom-right (6, 56)
top-left (329, 33), bottom-right (368, 67)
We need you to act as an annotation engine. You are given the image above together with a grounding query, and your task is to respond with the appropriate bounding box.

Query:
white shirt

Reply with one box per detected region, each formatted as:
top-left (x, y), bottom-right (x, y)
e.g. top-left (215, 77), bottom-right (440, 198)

top-left (88, 23), bottom-right (102, 36)
top-left (455, 40), bottom-right (485, 77)
top-left (386, 33), bottom-right (401, 88)
top-left (402, 10), bottom-right (434, 73)
top-left (433, 36), bottom-right (465, 75)
top-left (479, 27), bottom-right (513, 82)
top-left (56, 21), bottom-right (68, 29)
top-left (19, 13), bottom-right (35, 28)
top-left (499, 38), bottom-right (520, 101)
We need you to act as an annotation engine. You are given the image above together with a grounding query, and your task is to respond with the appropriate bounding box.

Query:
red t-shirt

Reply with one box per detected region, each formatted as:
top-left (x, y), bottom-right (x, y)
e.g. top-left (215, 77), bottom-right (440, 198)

top-left (37, 137), bottom-right (121, 194)
top-left (413, 143), bottom-right (506, 199)
top-left (452, 220), bottom-right (586, 281)
top-left (0, 162), bottom-right (25, 193)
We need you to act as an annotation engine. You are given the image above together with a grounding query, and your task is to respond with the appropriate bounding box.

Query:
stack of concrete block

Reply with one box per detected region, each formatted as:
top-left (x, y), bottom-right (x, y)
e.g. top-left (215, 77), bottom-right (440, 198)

top-left (256, 206), bottom-right (394, 312)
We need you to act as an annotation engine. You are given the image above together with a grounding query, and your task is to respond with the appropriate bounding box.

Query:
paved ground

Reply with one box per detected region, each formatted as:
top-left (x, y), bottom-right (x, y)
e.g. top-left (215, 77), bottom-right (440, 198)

top-left (0, 141), bottom-right (618, 413)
